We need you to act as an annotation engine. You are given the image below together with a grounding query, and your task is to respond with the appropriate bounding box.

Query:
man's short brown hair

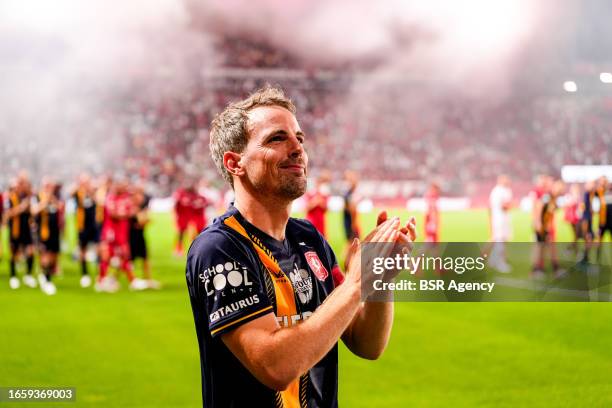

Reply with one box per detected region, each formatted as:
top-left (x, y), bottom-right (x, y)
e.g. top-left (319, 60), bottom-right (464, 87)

top-left (209, 86), bottom-right (296, 187)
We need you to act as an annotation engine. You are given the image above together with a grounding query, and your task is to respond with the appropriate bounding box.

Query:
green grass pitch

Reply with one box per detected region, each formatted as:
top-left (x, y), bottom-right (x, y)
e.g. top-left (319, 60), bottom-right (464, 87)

top-left (1, 209), bottom-right (612, 407)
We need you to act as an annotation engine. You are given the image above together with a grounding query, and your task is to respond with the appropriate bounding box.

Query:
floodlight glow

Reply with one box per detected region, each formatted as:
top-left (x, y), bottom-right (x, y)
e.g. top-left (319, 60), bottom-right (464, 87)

top-left (563, 81), bottom-right (577, 93)
top-left (600, 73), bottom-right (612, 84)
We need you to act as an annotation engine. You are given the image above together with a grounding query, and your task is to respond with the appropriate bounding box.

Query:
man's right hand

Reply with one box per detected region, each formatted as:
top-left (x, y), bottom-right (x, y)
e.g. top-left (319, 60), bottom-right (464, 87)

top-left (344, 217), bottom-right (402, 298)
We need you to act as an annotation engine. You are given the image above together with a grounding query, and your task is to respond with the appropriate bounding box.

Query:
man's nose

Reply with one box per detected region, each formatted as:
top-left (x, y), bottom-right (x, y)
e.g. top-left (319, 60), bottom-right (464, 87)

top-left (288, 134), bottom-right (304, 157)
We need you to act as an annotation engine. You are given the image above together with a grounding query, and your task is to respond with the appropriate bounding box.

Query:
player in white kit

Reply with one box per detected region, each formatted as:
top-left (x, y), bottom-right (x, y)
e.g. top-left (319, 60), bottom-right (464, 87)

top-left (489, 175), bottom-right (513, 272)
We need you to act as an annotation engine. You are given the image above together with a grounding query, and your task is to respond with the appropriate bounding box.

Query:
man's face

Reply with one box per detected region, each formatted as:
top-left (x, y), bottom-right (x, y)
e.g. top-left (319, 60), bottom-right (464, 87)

top-left (239, 105), bottom-right (308, 201)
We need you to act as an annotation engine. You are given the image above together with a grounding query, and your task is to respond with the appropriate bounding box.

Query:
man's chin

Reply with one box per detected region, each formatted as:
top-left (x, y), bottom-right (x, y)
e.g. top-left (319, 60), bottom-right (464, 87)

top-left (278, 176), bottom-right (307, 200)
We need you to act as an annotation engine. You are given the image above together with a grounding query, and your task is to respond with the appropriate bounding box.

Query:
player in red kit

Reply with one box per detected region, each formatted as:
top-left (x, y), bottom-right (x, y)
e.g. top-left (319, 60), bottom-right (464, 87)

top-left (173, 179), bottom-right (208, 256)
top-left (424, 182), bottom-right (441, 243)
top-left (304, 171), bottom-right (330, 237)
top-left (0, 185), bottom-right (4, 263)
top-left (96, 177), bottom-right (147, 292)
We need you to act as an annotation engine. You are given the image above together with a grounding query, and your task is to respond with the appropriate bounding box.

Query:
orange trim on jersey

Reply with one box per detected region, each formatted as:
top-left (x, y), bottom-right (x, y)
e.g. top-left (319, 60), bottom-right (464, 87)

top-left (9, 193), bottom-right (20, 238)
top-left (210, 306), bottom-right (273, 336)
top-left (224, 216), bottom-right (298, 321)
top-left (223, 215), bottom-right (303, 408)
top-left (76, 189), bottom-right (85, 232)
top-left (598, 188), bottom-right (607, 225)
top-left (38, 192), bottom-right (50, 241)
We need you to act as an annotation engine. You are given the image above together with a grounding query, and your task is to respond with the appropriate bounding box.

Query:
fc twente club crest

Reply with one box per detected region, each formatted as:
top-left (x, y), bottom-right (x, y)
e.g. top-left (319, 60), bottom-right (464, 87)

top-left (304, 251), bottom-right (329, 281)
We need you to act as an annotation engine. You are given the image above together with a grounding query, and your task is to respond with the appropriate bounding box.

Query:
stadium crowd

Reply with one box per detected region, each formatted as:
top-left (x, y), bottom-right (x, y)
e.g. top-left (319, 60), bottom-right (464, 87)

top-left (1, 37), bottom-right (609, 200)
top-left (116, 69), bottom-right (610, 199)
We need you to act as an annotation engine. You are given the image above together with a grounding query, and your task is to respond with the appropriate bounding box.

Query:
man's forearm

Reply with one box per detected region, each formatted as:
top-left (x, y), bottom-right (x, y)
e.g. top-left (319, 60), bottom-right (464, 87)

top-left (223, 279), bottom-right (362, 390)
top-left (342, 301), bottom-right (394, 360)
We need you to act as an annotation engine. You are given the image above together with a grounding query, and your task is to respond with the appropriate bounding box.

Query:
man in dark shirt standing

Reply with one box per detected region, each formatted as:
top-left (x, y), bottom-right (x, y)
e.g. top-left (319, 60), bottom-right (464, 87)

top-left (33, 177), bottom-right (63, 295)
top-left (6, 173), bottom-right (36, 290)
top-left (186, 87), bottom-right (415, 407)
top-left (595, 176), bottom-right (612, 261)
top-left (73, 173), bottom-right (99, 288)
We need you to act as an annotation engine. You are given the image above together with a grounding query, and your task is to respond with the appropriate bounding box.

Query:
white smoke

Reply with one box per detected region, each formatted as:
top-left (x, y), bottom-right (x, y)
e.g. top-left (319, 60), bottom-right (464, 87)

top-left (0, 0), bottom-right (595, 186)
top-left (0, 0), bottom-right (215, 184)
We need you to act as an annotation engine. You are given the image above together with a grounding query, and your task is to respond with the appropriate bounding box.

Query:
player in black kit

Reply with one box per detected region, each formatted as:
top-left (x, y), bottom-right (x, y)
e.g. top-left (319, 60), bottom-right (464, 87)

top-left (6, 173), bottom-right (36, 290)
top-left (73, 173), bottom-right (99, 288)
top-left (33, 177), bottom-right (63, 295)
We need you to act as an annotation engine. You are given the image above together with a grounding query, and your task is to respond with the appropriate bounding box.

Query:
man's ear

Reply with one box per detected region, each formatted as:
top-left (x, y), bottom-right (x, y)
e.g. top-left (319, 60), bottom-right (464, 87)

top-left (223, 151), bottom-right (244, 177)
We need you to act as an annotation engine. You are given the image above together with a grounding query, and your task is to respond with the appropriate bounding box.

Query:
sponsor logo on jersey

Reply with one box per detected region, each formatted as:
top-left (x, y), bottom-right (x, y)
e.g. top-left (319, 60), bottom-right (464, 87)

top-left (289, 263), bottom-right (313, 305)
top-left (276, 311), bottom-right (313, 327)
top-left (199, 261), bottom-right (253, 298)
top-left (304, 251), bottom-right (328, 281)
top-left (209, 294), bottom-right (260, 323)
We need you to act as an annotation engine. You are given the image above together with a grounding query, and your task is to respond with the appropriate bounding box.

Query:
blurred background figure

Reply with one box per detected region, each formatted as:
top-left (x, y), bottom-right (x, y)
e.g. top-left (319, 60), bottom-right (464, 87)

top-left (96, 176), bottom-right (147, 292)
top-left (563, 183), bottom-right (583, 257)
top-left (305, 170), bottom-right (331, 238)
top-left (488, 175), bottom-right (513, 272)
top-left (173, 177), bottom-right (209, 256)
top-left (532, 179), bottom-right (566, 279)
top-left (342, 171), bottom-right (360, 269)
top-left (0, 184), bottom-right (4, 263)
top-left (33, 177), bottom-right (63, 295)
top-left (595, 176), bottom-right (611, 262)
top-left (129, 181), bottom-right (160, 289)
top-left (6, 173), bottom-right (36, 290)
top-left (72, 173), bottom-right (99, 288)
top-left (580, 179), bottom-right (597, 263)
top-left (424, 182), bottom-right (441, 244)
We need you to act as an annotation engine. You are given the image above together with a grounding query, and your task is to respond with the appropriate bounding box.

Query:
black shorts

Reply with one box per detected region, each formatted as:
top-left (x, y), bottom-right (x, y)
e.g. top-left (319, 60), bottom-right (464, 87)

top-left (10, 230), bottom-right (33, 252)
top-left (129, 228), bottom-right (147, 260)
top-left (535, 231), bottom-right (549, 243)
top-left (40, 236), bottom-right (60, 253)
top-left (343, 216), bottom-right (359, 240)
top-left (78, 225), bottom-right (100, 248)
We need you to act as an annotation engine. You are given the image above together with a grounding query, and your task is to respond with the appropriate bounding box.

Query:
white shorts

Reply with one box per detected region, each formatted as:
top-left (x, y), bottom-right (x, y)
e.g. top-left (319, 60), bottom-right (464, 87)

top-left (492, 217), bottom-right (511, 241)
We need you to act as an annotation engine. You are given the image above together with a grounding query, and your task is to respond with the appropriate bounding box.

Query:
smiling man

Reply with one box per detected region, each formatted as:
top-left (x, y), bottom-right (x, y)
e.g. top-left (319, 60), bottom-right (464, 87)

top-left (185, 86), bottom-right (415, 407)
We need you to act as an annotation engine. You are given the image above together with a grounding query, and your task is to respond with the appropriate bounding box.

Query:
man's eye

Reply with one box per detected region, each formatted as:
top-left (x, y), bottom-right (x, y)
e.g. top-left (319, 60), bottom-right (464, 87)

top-left (269, 135), bottom-right (284, 142)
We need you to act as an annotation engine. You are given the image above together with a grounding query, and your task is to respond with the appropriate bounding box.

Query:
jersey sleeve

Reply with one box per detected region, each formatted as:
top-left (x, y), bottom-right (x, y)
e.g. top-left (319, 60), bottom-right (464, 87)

top-left (186, 229), bottom-right (273, 338)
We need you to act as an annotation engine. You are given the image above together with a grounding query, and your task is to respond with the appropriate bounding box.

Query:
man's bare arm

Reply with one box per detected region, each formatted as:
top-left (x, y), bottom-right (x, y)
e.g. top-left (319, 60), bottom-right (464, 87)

top-left (342, 213), bottom-right (416, 360)
top-left (222, 272), bottom-right (361, 390)
top-left (341, 302), bottom-right (394, 360)
top-left (222, 220), bottom-right (399, 390)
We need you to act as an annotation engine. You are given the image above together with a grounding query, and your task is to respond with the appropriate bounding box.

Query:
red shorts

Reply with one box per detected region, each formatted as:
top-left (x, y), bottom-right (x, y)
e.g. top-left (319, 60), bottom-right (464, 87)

top-left (425, 222), bottom-right (439, 243)
top-left (177, 215), bottom-right (205, 233)
top-left (425, 232), bottom-right (439, 243)
top-left (108, 242), bottom-right (130, 260)
top-left (101, 226), bottom-right (129, 246)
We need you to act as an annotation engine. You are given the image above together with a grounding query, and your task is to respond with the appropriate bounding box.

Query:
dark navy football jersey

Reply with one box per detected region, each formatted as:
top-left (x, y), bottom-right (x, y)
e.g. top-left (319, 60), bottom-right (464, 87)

top-left (36, 193), bottom-right (60, 242)
top-left (582, 191), bottom-right (593, 221)
top-left (7, 191), bottom-right (33, 242)
top-left (73, 189), bottom-right (98, 232)
top-left (186, 206), bottom-right (344, 408)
